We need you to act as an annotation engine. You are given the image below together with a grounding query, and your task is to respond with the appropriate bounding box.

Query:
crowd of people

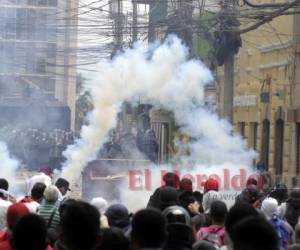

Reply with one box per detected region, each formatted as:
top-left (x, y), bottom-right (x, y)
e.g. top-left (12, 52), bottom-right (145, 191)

top-left (1, 171), bottom-right (300, 250)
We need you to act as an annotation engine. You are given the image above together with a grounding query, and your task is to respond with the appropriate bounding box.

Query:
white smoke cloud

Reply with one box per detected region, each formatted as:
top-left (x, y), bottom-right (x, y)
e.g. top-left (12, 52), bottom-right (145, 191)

top-left (62, 36), bottom-right (255, 208)
top-left (0, 141), bottom-right (19, 184)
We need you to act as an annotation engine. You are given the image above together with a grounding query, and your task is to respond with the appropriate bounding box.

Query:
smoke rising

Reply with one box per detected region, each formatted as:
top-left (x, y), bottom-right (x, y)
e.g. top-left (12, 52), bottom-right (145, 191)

top-left (61, 36), bottom-right (255, 208)
top-left (0, 141), bottom-right (19, 184)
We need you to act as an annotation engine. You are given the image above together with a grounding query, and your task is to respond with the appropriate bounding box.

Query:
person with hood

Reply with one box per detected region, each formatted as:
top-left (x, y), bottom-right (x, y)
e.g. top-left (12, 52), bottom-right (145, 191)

top-left (147, 172), bottom-right (180, 209)
top-left (261, 197), bottom-right (294, 249)
top-left (91, 197), bottom-right (109, 228)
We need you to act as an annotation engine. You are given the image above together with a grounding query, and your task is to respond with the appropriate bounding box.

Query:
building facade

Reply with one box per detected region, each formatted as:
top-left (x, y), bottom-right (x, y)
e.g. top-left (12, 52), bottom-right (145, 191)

top-left (217, 11), bottom-right (300, 186)
top-left (0, 0), bottom-right (77, 129)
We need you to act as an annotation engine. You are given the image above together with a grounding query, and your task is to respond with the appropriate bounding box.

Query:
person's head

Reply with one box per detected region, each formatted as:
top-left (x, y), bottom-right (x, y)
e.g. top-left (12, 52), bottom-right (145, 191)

top-left (204, 178), bottom-right (219, 193)
top-left (163, 172), bottom-right (180, 189)
top-left (193, 191), bottom-right (203, 204)
top-left (55, 178), bottom-right (71, 196)
top-left (202, 190), bottom-right (221, 214)
top-left (0, 178), bottom-right (9, 199)
top-left (246, 177), bottom-right (258, 187)
top-left (269, 183), bottom-right (288, 204)
top-left (31, 182), bottom-right (46, 203)
top-left (131, 208), bottom-right (167, 250)
top-left (230, 216), bottom-right (279, 250)
top-left (99, 227), bottom-right (130, 250)
top-left (162, 205), bottom-right (191, 226)
top-left (225, 202), bottom-right (259, 240)
top-left (60, 200), bottom-right (100, 250)
top-left (6, 203), bottom-right (30, 231)
top-left (159, 186), bottom-right (178, 211)
top-left (91, 197), bottom-right (108, 214)
top-left (105, 204), bottom-right (129, 230)
top-left (180, 178), bottom-right (193, 192)
top-left (0, 178), bottom-right (9, 191)
top-left (43, 185), bottom-right (59, 204)
top-left (288, 188), bottom-right (300, 208)
top-left (178, 191), bottom-right (196, 214)
top-left (162, 205), bottom-right (193, 247)
top-left (242, 185), bottom-right (261, 205)
top-left (39, 164), bottom-right (52, 176)
top-left (11, 214), bottom-right (48, 250)
top-left (210, 200), bottom-right (227, 225)
top-left (261, 197), bottom-right (278, 219)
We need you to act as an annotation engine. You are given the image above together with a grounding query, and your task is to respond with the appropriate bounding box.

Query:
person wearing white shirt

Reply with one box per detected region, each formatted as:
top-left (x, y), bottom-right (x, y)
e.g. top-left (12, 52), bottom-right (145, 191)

top-left (26, 172), bottom-right (51, 197)
top-left (54, 178), bottom-right (71, 207)
top-left (24, 182), bottom-right (47, 213)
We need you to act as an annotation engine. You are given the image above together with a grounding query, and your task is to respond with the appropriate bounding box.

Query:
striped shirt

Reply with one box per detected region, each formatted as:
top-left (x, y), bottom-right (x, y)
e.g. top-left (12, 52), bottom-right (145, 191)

top-left (38, 203), bottom-right (60, 230)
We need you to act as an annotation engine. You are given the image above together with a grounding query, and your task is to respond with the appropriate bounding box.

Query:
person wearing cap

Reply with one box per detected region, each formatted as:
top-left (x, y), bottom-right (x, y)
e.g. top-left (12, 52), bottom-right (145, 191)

top-left (204, 178), bottom-right (219, 193)
top-left (105, 204), bottom-right (130, 232)
top-left (55, 178), bottom-right (71, 207)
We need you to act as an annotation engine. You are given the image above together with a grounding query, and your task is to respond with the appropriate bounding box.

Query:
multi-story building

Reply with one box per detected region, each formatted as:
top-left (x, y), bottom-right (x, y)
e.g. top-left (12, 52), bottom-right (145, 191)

top-left (0, 0), bottom-right (77, 129)
top-left (217, 10), bottom-right (300, 186)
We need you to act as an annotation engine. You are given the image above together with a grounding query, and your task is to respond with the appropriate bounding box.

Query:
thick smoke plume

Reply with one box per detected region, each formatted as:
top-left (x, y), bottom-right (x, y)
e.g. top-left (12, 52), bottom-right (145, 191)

top-left (0, 141), bottom-right (19, 184)
top-left (62, 36), bottom-right (255, 190)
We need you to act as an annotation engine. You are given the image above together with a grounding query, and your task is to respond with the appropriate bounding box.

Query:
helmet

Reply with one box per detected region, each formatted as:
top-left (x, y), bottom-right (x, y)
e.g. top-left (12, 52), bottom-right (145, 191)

top-left (162, 205), bottom-right (191, 226)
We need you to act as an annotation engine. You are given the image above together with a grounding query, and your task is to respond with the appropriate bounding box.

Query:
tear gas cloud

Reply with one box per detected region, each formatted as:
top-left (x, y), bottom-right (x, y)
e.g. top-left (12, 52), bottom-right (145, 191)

top-left (61, 36), bottom-right (255, 209)
top-left (0, 141), bottom-right (19, 185)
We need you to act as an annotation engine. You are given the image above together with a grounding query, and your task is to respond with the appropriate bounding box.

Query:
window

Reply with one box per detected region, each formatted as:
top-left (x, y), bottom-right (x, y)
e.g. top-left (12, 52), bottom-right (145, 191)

top-left (249, 122), bottom-right (258, 150)
top-left (237, 122), bottom-right (245, 138)
top-left (274, 119), bottom-right (284, 176)
top-left (261, 119), bottom-right (270, 171)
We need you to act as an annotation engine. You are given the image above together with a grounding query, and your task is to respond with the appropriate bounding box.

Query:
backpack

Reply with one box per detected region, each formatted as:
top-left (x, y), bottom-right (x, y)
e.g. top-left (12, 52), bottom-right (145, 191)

top-left (199, 225), bottom-right (225, 249)
top-left (269, 214), bottom-right (290, 250)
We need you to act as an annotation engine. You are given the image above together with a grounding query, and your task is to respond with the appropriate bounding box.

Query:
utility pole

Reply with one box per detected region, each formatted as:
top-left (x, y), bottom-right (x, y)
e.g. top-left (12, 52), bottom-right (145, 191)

top-left (223, 53), bottom-right (234, 123)
top-left (132, 0), bottom-right (138, 42)
top-left (116, 0), bottom-right (123, 51)
top-left (111, 0), bottom-right (123, 57)
top-left (222, 0), bottom-right (239, 124)
top-left (148, 0), bottom-right (156, 43)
